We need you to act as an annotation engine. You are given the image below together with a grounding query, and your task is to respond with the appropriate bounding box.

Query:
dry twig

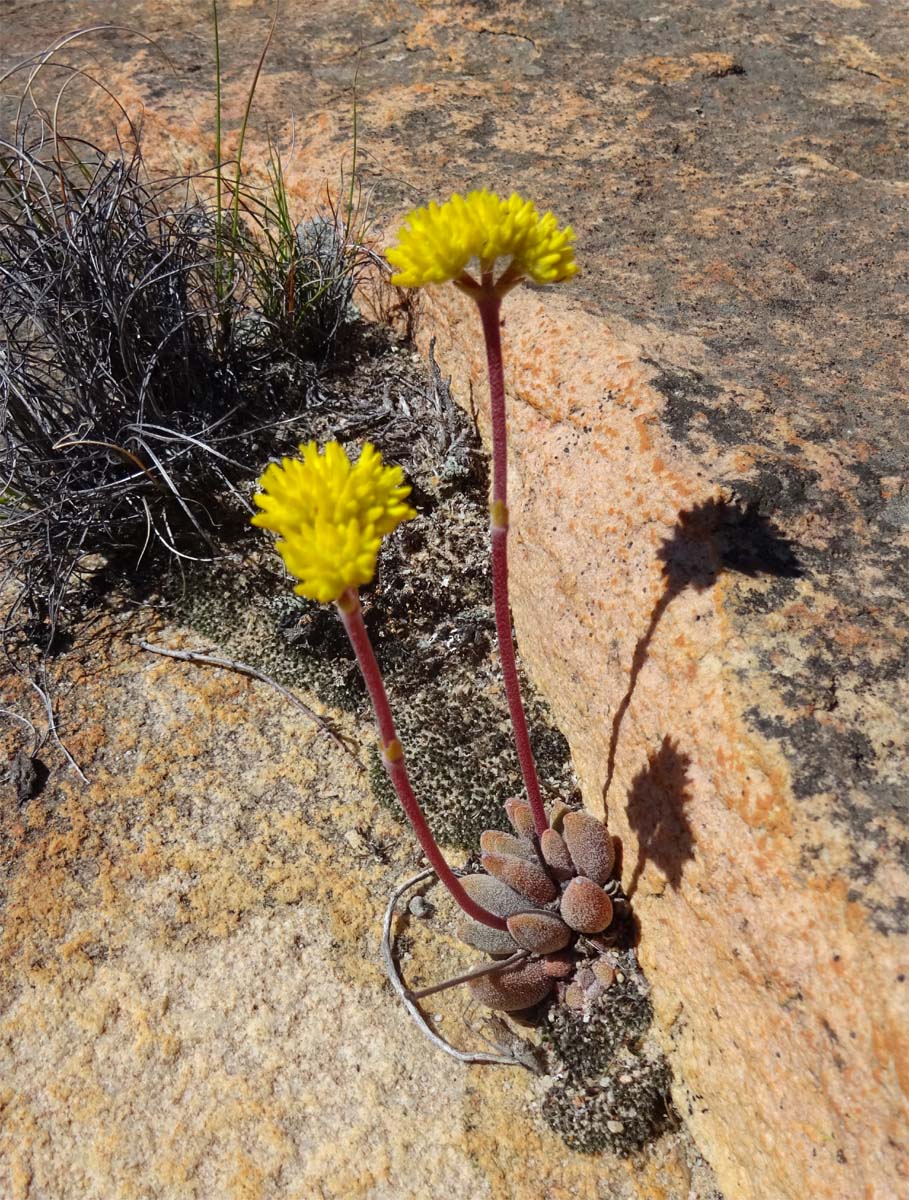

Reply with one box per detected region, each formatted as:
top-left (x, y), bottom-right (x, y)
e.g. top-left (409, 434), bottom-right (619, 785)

top-left (380, 867), bottom-right (539, 1069)
top-left (138, 640), bottom-right (362, 768)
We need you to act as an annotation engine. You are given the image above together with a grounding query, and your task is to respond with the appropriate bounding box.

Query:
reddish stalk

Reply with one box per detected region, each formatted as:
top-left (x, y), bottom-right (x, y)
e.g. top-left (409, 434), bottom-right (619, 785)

top-left (337, 588), bottom-right (508, 931)
top-left (475, 290), bottom-right (549, 837)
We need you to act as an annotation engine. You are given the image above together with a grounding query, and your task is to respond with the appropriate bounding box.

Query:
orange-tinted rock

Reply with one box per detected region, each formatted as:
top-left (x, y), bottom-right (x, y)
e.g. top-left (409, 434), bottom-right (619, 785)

top-left (6, 623), bottom-right (690, 1199)
top-left (562, 811), bottom-right (616, 885)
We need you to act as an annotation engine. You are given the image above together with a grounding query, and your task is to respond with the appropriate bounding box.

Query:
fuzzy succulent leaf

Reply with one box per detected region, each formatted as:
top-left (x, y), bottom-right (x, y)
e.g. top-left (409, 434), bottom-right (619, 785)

top-left (506, 911), bottom-right (574, 954)
top-left (504, 796), bottom-right (536, 839)
top-left (480, 829), bottom-right (538, 862)
top-left (481, 850), bottom-right (558, 905)
top-left (459, 871), bottom-right (529, 918)
top-left (560, 877), bottom-right (614, 934)
top-left (548, 800), bottom-right (572, 833)
top-left (457, 917), bottom-right (520, 957)
top-left (467, 957), bottom-right (555, 1012)
top-left (562, 810), bottom-right (616, 885)
top-left (540, 828), bottom-right (575, 880)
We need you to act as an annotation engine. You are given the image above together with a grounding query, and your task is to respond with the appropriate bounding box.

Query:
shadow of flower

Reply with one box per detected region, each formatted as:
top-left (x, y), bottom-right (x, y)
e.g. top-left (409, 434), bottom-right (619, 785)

top-left (624, 736), bottom-right (694, 899)
top-left (603, 496), bottom-right (802, 800)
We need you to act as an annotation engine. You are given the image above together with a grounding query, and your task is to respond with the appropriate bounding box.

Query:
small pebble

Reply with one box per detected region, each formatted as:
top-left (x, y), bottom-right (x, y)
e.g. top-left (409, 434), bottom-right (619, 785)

top-left (592, 961), bottom-right (616, 989)
top-left (344, 829), bottom-right (366, 853)
top-left (564, 982), bottom-right (586, 1010)
top-left (408, 896), bottom-right (432, 919)
top-left (607, 1120), bottom-right (625, 1134)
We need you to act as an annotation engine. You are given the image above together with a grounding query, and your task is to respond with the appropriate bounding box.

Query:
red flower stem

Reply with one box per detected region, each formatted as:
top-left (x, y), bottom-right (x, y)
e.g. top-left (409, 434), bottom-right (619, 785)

top-left (475, 291), bottom-right (549, 838)
top-left (337, 589), bottom-right (508, 931)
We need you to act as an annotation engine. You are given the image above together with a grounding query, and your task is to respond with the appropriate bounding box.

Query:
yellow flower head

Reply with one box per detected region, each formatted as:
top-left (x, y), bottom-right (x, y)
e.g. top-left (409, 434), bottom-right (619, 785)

top-left (385, 189), bottom-right (577, 291)
top-left (251, 441), bottom-right (416, 603)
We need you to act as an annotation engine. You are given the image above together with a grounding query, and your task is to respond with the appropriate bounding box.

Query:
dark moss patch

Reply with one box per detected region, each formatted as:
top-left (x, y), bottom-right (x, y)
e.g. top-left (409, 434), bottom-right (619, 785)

top-left (540, 951), bottom-right (676, 1156)
top-left (648, 366), bottom-right (727, 446)
top-left (369, 681), bottom-right (574, 847)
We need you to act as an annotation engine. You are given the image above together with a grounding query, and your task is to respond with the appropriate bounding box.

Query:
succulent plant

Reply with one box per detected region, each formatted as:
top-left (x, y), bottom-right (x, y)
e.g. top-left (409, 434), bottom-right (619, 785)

top-left (456, 798), bottom-right (626, 1012)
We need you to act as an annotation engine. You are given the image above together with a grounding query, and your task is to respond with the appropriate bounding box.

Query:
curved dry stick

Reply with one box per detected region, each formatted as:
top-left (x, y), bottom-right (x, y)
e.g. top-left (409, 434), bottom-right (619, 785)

top-left (26, 665), bottom-right (87, 782)
top-left (52, 436), bottom-right (162, 489)
top-left (380, 868), bottom-right (537, 1069)
top-left (138, 641), bottom-right (362, 769)
top-left (408, 950), bottom-right (529, 1001)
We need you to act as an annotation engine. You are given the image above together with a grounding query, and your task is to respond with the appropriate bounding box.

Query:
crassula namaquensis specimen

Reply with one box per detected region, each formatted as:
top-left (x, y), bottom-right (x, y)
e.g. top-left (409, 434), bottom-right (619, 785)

top-left (253, 199), bottom-right (628, 1016)
top-left (458, 798), bottom-right (625, 1012)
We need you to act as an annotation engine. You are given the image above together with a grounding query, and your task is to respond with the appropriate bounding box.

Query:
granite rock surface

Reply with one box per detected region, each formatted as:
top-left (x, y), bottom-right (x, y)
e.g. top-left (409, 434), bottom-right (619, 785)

top-left (2, 2), bottom-right (907, 1198)
top-left (0, 623), bottom-right (716, 1200)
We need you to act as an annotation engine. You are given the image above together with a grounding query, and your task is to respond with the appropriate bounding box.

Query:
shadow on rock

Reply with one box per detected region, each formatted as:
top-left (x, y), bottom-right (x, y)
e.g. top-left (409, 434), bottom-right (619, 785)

top-left (660, 495), bottom-right (803, 588)
top-left (603, 496), bottom-right (802, 799)
top-left (624, 736), bottom-right (694, 899)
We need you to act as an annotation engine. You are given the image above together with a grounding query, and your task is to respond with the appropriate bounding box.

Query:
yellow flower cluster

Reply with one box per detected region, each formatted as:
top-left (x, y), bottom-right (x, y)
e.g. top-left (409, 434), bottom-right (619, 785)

top-left (386, 189), bottom-right (577, 289)
top-left (251, 441), bottom-right (415, 603)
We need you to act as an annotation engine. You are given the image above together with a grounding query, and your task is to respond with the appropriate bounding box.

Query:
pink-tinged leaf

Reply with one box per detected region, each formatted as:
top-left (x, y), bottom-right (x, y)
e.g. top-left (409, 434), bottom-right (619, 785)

top-left (480, 829), bottom-right (538, 862)
top-left (457, 917), bottom-right (520, 956)
top-left (559, 876), bottom-right (614, 934)
top-left (543, 953), bottom-right (574, 979)
top-left (468, 958), bottom-right (555, 1011)
top-left (459, 872), bottom-right (528, 918)
top-left (506, 910), bottom-right (573, 954)
top-left (562, 810), bottom-right (616, 884)
top-left (504, 796), bottom-right (536, 839)
top-left (481, 851), bottom-right (558, 904)
top-left (564, 982), bottom-right (587, 1010)
top-left (540, 828), bottom-right (575, 880)
top-left (548, 800), bottom-right (572, 832)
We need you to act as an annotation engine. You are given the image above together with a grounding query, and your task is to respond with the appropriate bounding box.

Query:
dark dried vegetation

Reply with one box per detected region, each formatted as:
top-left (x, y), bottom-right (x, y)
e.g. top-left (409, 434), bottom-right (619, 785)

top-left (0, 93), bottom-right (374, 668)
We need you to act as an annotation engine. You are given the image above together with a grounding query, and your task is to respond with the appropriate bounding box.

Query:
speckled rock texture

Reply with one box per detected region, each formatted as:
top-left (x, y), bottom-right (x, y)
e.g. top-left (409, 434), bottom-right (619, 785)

top-left (0, 624), bottom-right (715, 1200)
top-left (2, 2), bottom-right (907, 1199)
